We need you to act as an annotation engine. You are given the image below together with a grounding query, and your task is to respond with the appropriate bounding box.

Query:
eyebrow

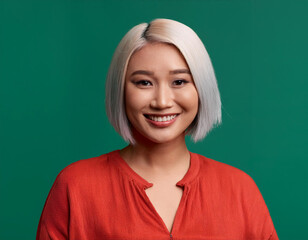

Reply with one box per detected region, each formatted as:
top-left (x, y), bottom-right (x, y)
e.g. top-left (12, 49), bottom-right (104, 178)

top-left (131, 70), bottom-right (154, 77)
top-left (130, 69), bottom-right (191, 77)
top-left (170, 69), bottom-right (191, 75)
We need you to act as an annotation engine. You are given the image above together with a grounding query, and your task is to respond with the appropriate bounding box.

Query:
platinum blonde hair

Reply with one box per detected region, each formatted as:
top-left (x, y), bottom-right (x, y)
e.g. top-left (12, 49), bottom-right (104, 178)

top-left (105, 18), bottom-right (221, 143)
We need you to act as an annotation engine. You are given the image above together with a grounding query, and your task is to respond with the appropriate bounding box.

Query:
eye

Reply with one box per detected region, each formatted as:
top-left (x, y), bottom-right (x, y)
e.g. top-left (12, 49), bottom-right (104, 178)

top-left (173, 79), bottom-right (189, 86)
top-left (134, 80), bottom-right (152, 87)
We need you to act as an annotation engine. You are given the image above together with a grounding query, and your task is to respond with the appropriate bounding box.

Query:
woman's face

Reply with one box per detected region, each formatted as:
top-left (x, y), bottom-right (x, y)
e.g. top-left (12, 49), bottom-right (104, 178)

top-left (124, 43), bottom-right (199, 144)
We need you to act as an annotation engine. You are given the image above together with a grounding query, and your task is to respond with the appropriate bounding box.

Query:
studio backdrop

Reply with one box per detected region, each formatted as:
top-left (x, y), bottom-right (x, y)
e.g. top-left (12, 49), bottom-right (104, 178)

top-left (0, 0), bottom-right (307, 239)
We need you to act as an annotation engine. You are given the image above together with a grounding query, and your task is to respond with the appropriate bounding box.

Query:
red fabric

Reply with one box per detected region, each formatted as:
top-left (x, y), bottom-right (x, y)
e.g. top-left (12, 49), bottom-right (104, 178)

top-left (37, 150), bottom-right (278, 240)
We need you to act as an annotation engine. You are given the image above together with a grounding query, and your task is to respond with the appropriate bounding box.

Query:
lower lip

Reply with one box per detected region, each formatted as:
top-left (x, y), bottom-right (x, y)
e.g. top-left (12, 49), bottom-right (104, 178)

top-left (145, 115), bottom-right (178, 127)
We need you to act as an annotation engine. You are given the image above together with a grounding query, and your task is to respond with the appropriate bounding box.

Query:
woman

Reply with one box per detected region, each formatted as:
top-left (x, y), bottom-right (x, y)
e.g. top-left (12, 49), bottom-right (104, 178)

top-left (37, 19), bottom-right (278, 240)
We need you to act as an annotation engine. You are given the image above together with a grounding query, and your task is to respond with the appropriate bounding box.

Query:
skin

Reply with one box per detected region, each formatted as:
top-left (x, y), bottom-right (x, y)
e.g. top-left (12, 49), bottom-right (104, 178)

top-left (120, 42), bottom-right (199, 233)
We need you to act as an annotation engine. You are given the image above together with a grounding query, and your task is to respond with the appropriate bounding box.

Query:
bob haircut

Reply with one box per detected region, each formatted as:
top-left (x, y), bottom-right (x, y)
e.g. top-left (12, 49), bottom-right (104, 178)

top-left (105, 18), bottom-right (221, 144)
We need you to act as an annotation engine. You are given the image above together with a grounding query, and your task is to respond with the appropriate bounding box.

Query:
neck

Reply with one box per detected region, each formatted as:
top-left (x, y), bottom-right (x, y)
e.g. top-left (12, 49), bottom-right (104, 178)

top-left (120, 131), bottom-right (190, 171)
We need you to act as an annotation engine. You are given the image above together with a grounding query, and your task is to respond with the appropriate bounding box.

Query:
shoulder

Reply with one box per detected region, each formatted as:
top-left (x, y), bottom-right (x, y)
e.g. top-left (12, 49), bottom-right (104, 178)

top-left (194, 153), bottom-right (271, 216)
top-left (193, 153), bottom-right (276, 238)
top-left (53, 151), bottom-right (117, 188)
top-left (196, 153), bottom-right (253, 179)
top-left (59, 153), bottom-right (108, 176)
top-left (194, 153), bottom-right (259, 193)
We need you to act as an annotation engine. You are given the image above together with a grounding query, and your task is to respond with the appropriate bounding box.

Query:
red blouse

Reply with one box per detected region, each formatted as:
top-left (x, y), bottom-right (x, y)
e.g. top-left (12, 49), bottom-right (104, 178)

top-left (37, 150), bottom-right (278, 240)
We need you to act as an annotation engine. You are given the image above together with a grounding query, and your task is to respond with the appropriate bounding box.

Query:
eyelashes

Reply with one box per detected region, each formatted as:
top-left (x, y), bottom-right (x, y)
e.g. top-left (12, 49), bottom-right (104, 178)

top-left (133, 80), bottom-right (152, 86)
top-left (172, 79), bottom-right (189, 86)
top-left (132, 79), bottom-right (190, 87)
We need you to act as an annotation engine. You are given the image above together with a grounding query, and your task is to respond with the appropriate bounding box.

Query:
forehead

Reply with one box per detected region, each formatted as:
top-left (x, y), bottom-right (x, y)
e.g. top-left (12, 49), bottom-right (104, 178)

top-left (126, 42), bottom-right (189, 73)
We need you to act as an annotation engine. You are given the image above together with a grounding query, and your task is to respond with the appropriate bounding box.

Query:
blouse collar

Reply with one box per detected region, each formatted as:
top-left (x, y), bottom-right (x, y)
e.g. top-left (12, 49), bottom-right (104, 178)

top-left (108, 150), bottom-right (200, 189)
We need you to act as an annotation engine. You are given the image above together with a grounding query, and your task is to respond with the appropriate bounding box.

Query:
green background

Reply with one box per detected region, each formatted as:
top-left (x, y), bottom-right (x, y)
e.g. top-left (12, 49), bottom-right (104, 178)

top-left (1, 0), bottom-right (307, 239)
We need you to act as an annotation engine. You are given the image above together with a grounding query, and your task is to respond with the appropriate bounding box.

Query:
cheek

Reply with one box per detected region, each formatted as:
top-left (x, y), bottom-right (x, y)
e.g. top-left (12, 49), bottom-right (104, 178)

top-left (177, 88), bottom-right (199, 112)
top-left (125, 86), bottom-right (150, 116)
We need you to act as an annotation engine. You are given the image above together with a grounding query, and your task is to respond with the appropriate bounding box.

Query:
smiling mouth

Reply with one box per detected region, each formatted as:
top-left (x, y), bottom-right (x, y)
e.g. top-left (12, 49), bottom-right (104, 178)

top-left (144, 114), bottom-right (178, 122)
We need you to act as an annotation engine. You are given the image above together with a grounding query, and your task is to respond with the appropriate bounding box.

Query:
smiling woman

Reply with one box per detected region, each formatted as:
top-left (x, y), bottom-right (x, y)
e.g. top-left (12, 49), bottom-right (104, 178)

top-left (124, 43), bottom-right (199, 144)
top-left (36, 19), bottom-right (278, 240)
top-left (105, 19), bottom-right (221, 144)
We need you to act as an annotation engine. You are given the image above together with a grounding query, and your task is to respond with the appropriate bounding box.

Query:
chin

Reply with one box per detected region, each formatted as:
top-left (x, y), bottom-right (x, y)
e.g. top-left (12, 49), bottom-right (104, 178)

top-left (148, 137), bottom-right (174, 144)
top-left (131, 125), bottom-right (185, 144)
top-left (139, 132), bottom-right (184, 145)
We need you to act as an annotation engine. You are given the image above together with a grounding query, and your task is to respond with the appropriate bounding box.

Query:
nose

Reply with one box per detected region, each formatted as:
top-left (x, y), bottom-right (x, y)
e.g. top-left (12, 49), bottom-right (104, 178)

top-left (150, 84), bottom-right (173, 109)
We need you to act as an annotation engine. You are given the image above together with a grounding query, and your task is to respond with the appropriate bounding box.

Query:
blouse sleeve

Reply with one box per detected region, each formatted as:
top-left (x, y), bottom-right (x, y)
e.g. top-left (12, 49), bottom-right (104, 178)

top-left (240, 173), bottom-right (279, 240)
top-left (36, 171), bottom-right (70, 240)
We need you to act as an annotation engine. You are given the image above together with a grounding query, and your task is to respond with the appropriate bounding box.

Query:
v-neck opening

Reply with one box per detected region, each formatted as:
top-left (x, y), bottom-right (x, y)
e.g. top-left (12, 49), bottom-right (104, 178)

top-left (142, 183), bottom-right (189, 236)
top-left (108, 150), bottom-right (200, 237)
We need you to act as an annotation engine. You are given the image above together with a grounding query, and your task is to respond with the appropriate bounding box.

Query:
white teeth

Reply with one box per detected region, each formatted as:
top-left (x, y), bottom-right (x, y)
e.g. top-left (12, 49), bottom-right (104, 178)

top-left (148, 115), bottom-right (177, 122)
